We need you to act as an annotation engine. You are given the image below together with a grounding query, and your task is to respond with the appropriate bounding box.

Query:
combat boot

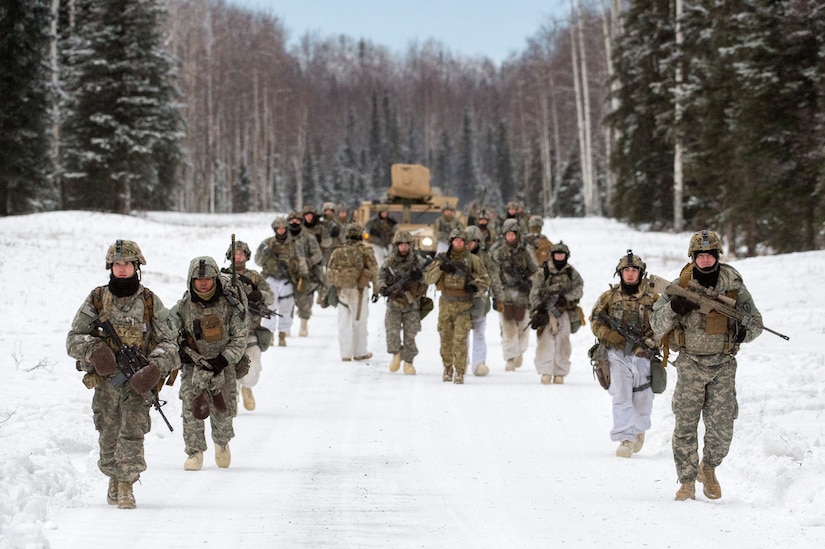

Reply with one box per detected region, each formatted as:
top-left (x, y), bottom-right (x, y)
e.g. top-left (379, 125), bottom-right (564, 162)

top-left (505, 359), bottom-right (516, 372)
top-left (540, 374), bottom-right (552, 385)
top-left (354, 352), bottom-right (372, 361)
top-left (697, 462), bottom-right (721, 499)
top-left (675, 481), bottom-right (696, 501)
top-left (184, 451), bottom-right (203, 471)
top-left (106, 477), bottom-right (118, 505)
top-left (514, 355), bottom-right (523, 368)
top-left (278, 331), bottom-right (287, 347)
top-left (389, 353), bottom-right (402, 372)
top-left (299, 318), bottom-right (308, 337)
top-left (553, 376), bottom-right (565, 384)
top-left (633, 432), bottom-right (645, 453)
top-left (241, 386), bottom-right (255, 411)
top-left (117, 481), bottom-right (136, 510)
top-left (474, 363), bottom-right (489, 376)
top-left (442, 365), bottom-right (454, 382)
top-left (615, 440), bottom-right (634, 458)
top-left (453, 371), bottom-right (465, 384)
top-left (403, 361), bottom-right (416, 375)
top-left (215, 443), bottom-right (231, 468)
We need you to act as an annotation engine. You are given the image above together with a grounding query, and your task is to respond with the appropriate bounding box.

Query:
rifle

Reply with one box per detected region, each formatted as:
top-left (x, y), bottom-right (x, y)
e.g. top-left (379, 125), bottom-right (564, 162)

top-left (595, 312), bottom-right (661, 359)
top-left (220, 268), bottom-right (283, 319)
top-left (383, 256), bottom-right (433, 301)
top-left (646, 274), bottom-right (789, 340)
top-left (92, 319), bottom-right (174, 432)
top-left (230, 234), bottom-right (238, 288)
top-left (528, 294), bottom-right (563, 331)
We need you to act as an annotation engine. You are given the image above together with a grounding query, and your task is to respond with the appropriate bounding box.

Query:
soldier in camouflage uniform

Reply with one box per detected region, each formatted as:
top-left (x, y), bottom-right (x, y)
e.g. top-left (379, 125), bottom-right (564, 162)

top-left (377, 230), bottom-right (428, 375)
top-left (222, 240), bottom-right (275, 412)
top-left (492, 219), bottom-right (539, 372)
top-left (288, 211), bottom-right (325, 337)
top-left (474, 208), bottom-right (495, 251)
top-left (327, 223), bottom-right (379, 361)
top-left (321, 202), bottom-right (344, 252)
top-left (365, 207), bottom-right (397, 267)
top-left (651, 230), bottom-right (763, 502)
top-left (171, 256), bottom-right (248, 471)
top-left (67, 240), bottom-right (179, 509)
top-left (591, 251), bottom-right (659, 458)
top-left (255, 217), bottom-right (308, 347)
top-left (302, 205), bottom-right (334, 267)
top-left (464, 225), bottom-right (504, 376)
top-left (523, 215), bottom-right (553, 266)
top-left (425, 228), bottom-right (490, 384)
top-left (493, 201), bottom-right (527, 248)
top-left (433, 204), bottom-right (463, 254)
top-left (529, 241), bottom-right (584, 384)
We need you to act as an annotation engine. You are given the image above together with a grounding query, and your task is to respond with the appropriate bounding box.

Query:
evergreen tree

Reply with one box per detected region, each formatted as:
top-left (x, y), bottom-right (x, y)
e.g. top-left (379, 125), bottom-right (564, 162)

top-left (61, 0), bottom-right (182, 213)
top-left (0, 0), bottom-right (53, 215)
top-left (232, 164), bottom-right (251, 213)
top-left (434, 129), bottom-right (454, 195)
top-left (495, 121), bottom-right (515, 204)
top-left (524, 136), bottom-right (544, 213)
top-left (456, 108), bottom-right (478, 207)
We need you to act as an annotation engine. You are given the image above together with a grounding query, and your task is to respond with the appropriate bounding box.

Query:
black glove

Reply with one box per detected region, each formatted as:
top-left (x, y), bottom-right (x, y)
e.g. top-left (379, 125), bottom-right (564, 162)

top-left (464, 283), bottom-right (478, 294)
top-left (670, 297), bottom-right (700, 315)
top-left (379, 286), bottom-right (390, 296)
top-left (370, 294), bottom-right (379, 303)
top-left (439, 261), bottom-right (456, 274)
top-left (529, 309), bottom-right (550, 330)
top-left (409, 269), bottom-right (423, 281)
top-left (734, 325), bottom-right (747, 343)
top-left (247, 289), bottom-right (262, 303)
top-left (206, 354), bottom-right (229, 375)
top-left (556, 295), bottom-right (567, 309)
top-left (330, 225), bottom-right (340, 238)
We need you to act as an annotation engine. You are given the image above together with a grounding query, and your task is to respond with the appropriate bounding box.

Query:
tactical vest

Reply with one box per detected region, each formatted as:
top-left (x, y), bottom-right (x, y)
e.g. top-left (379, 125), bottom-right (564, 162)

top-left (90, 285), bottom-right (155, 350)
top-left (599, 285), bottom-right (657, 351)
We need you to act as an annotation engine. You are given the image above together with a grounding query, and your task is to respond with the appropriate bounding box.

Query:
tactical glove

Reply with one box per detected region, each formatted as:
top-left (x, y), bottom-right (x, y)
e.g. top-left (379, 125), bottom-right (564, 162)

top-left (329, 225), bottom-right (341, 238)
top-left (464, 283), bottom-right (478, 294)
top-left (379, 286), bottom-right (390, 296)
top-left (247, 289), bottom-right (262, 303)
top-left (734, 325), bottom-right (748, 343)
top-left (670, 297), bottom-right (700, 315)
top-left (556, 295), bottom-right (567, 309)
top-left (409, 269), bottom-right (423, 281)
top-left (492, 299), bottom-right (505, 313)
top-left (370, 294), bottom-right (379, 303)
top-left (206, 354), bottom-right (229, 375)
top-left (129, 363), bottom-right (161, 395)
top-left (529, 309), bottom-right (549, 330)
top-left (439, 261), bottom-right (456, 274)
top-left (604, 330), bottom-right (625, 346)
top-left (90, 344), bottom-right (118, 376)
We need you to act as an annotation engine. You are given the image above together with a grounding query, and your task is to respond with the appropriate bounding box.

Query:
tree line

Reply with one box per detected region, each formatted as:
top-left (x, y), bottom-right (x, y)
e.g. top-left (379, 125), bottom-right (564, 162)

top-left (1, 0), bottom-right (823, 254)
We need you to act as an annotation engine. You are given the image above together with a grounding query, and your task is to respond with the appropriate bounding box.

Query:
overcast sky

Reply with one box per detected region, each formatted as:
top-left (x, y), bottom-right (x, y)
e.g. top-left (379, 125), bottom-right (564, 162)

top-left (227, 0), bottom-right (568, 64)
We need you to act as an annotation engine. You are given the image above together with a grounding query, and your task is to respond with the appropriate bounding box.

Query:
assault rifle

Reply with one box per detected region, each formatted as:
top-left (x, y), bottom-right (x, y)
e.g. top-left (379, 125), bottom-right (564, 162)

top-left (92, 319), bottom-right (174, 432)
top-left (384, 257), bottom-right (433, 301)
top-left (595, 312), bottom-right (661, 359)
top-left (528, 294), bottom-right (563, 331)
top-left (646, 274), bottom-right (789, 341)
top-left (220, 268), bottom-right (282, 319)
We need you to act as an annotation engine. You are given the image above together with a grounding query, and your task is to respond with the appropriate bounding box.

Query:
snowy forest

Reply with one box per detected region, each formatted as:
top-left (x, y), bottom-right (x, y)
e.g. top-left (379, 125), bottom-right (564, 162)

top-left (1, 0), bottom-right (824, 254)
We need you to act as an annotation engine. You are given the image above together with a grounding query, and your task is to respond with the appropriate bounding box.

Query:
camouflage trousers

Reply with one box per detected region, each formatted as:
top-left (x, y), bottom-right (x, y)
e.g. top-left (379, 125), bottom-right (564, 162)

top-left (672, 355), bottom-right (738, 483)
top-left (180, 364), bottom-right (237, 455)
top-left (437, 297), bottom-right (473, 375)
top-left (385, 302), bottom-right (421, 363)
top-left (294, 289), bottom-right (315, 321)
top-left (92, 382), bottom-right (150, 483)
top-left (533, 311), bottom-right (572, 376)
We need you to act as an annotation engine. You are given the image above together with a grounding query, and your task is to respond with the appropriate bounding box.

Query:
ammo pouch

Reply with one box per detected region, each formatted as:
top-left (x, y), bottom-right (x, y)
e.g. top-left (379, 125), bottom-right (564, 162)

top-left (255, 327), bottom-right (274, 352)
top-left (503, 303), bottom-right (526, 321)
top-left (569, 305), bottom-right (585, 334)
top-left (650, 356), bottom-right (666, 394)
top-left (419, 296), bottom-right (434, 320)
top-left (589, 341), bottom-right (610, 390)
top-left (470, 296), bottom-right (491, 323)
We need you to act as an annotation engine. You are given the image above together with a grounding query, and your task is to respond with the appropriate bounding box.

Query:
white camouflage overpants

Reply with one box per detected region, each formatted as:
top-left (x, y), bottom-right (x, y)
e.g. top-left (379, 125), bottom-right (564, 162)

top-left (499, 312), bottom-right (530, 362)
top-left (607, 348), bottom-right (653, 442)
top-left (468, 314), bottom-right (487, 372)
top-left (533, 311), bottom-right (572, 376)
top-left (336, 287), bottom-right (369, 359)
top-left (261, 277), bottom-right (294, 334)
top-left (239, 334), bottom-right (262, 388)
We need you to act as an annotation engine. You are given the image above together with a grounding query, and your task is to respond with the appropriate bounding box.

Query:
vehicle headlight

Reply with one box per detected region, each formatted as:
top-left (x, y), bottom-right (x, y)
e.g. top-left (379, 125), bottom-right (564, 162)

top-left (421, 237), bottom-right (433, 247)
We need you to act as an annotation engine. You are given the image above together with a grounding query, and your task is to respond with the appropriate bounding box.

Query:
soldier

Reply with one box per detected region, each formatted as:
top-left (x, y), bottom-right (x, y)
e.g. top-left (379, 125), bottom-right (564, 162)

top-left (377, 230), bottom-right (429, 375)
top-left (221, 240), bottom-right (275, 412)
top-left (255, 217), bottom-right (308, 347)
top-left (172, 256), bottom-right (248, 471)
top-left (365, 207), bottom-right (397, 267)
top-left (474, 208), bottom-right (495, 251)
top-left (523, 215), bottom-right (553, 266)
top-left (66, 240), bottom-right (179, 509)
top-left (529, 241), bottom-right (584, 384)
top-left (433, 204), bottom-right (462, 254)
top-left (302, 204), bottom-right (334, 266)
top-left (326, 223), bottom-right (379, 361)
top-left (425, 228), bottom-right (490, 384)
top-left (321, 201), bottom-right (344, 253)
top-left (493, 201), bottom-right (524, 244)
top-left (288, 210), bottom-right (325, 337)
top-left (590, 251), bottom-right (659, 457)
top-left (491, 219), bottom-right (539, 372)
top-left (464, 225), bottom-right (504, 376)
top-left (650, 230), bottom-right (762, 501)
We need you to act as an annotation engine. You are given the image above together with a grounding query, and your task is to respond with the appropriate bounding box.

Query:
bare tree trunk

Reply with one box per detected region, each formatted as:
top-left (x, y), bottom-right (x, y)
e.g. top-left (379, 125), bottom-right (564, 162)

top-left (569, 0), bottom-right (591, 215)
top-left (599, 0), bottom-right (619, 215)
top-left (673, 0), bottom-right (685, 231)
top-left (50, 0), bottom-right (63, 208)
top-left (576, 0), bottom-right (596, 215)
top-left (540, 92), bottom-right (553, 216)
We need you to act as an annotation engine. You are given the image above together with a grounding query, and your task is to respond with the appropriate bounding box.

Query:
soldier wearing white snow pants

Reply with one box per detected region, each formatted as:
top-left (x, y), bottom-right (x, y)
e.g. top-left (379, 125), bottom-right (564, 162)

top-left (261, 277), bottom-right (294, 341)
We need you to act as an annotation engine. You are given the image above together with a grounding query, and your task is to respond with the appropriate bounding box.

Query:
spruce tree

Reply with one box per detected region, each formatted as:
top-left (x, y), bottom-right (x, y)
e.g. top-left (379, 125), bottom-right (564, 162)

top-left (456, 108), bottom-right (478, 207)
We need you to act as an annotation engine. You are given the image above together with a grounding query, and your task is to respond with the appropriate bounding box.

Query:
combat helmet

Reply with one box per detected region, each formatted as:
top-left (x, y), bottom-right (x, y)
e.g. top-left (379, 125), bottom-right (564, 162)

top-left (528, 215), bottom-right (543, 230)
top-left (271, 216), bottom-right (288, 231)
top-left (464, 225), bottom-right (483, 242)
top-left (188, 256), bottom-right (220, 280)
top-left (501, 218), bottom-right (520, 234)
top-left (550, 241), bottom-right (571, 256)
top-left (688, 229), bottom-right (723, 257)
top-left (346, 223), bottom-right (365, 240)
top-left (615, 249), bottom-right (646, 278)
top-left (105, 239), bottom-right (146, 270)
top-left (448, 227), bottom-right (466, 242)
top-left (393, 230), bottom-right (414, 245)
top-left (226, 240), bottom-right (252, 262)
top-left (301, 204), bottom-right (317, 217)
top-left (322, 202), bottom-right (335, 213)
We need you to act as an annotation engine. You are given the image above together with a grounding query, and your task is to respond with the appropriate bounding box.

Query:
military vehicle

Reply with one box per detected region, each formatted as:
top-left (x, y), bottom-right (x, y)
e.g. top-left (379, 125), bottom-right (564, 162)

top-left (353, 164), bottom-right (459, 256)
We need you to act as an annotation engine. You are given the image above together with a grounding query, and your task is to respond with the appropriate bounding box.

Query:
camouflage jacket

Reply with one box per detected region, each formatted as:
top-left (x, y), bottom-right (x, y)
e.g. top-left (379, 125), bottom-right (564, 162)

top-left (650, 263), bottom-right (762, 366)
top-left (433, 215), bottom-right (462, 243)
top-left (327, 241), bottom-right (379, 290)
top-left (590, 283), bottom-right (659, 355)
top-left (365, 216), bottom-right (397, 248)
top-left (221, 267), bottom-right (275, 329)
top-left (470, 246), bottom-right (504, 302)
top-left (255, 234), bottom-right (309, 283)
top-left (171, 258), bottom-right (249, 367)
top-left (377, 249), bottom-right (429, 309)
top-left (492, 240), bottom-right (539, 306)
top-left (529, 262), bottom-right (584, 312)
top-left (294, 227), bottom-right (324, 267)
top-left (303, 219), bottom-right (333, 253)
top-left (66, 284), bottom-right (179, 377)
top-left (425, 248), bottom-right (490, 297)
